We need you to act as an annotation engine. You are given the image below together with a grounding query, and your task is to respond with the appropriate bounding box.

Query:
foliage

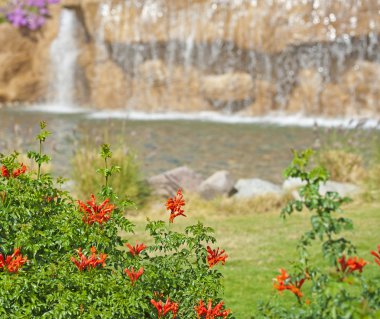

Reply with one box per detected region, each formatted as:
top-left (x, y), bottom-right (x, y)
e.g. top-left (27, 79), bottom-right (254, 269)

top-left (72, 145), bottom-right (149, 206)
top-left (254, 149), bottom-right (380, 318)
top-left (0, 123), bottom-right (232, 318)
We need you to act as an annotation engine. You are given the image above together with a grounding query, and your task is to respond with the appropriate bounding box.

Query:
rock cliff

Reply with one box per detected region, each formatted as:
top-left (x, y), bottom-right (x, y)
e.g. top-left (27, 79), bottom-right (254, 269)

top-left (1, 0), bottom-right (380, 117)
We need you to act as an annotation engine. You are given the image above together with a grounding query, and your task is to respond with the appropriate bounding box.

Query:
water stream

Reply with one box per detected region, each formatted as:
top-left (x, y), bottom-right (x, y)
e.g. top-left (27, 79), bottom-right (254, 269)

top-left (48, 9), bottom-right (79, 108)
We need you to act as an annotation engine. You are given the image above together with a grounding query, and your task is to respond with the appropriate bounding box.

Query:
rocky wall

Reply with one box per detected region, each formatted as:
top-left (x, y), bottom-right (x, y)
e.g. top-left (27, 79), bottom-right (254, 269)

top-left (1, 0), bottom-right (380, 118)
top-left (0, 6), bottom-right (61, 104)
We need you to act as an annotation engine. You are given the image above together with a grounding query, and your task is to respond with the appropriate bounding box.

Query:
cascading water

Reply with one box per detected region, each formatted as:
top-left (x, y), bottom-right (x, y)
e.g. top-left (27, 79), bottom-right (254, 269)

top-left (60, 0), bottom-right (380, 118)
top-left (49, 8), bottom-right (79, 108)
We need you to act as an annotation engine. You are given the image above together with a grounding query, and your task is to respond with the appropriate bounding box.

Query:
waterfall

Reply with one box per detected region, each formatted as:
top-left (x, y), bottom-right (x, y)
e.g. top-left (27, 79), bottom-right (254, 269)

top-left (59, 0), bottom-right (380, 118)
top-left (49, 9), bottom-right (79, 108)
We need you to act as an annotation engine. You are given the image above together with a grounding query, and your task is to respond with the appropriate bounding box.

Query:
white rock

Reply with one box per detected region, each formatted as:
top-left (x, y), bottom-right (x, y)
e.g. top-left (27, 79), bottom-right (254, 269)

top-left (148, 166), bottom-right (203, 197)
top-left (198, 170), bottom-right (235, 200)
top-left (233, 178), bottom-right (282, 199)
top-left (319, 181), bottom-right (360, 197)
top-left (282, 177), bottom-right (306, 192)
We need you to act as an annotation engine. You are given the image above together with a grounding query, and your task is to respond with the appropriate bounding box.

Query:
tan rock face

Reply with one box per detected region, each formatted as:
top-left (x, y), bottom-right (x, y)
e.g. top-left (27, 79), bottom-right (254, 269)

top-left (0, 6), bottom-right (60, 104)
top-left (87, 60), bottom-right (131, 109)
top-left (288, 69), bottom-right (323, 114)
top-left (201, 73), bottom-right (254, 102)
top-left (2, 0), bottom-right (380, 119)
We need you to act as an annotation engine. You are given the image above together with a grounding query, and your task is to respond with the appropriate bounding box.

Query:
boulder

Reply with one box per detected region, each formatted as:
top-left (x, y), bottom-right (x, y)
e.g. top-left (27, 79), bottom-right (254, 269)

top-left (319, 181), bottom-right (361, 197)
top-left (282, 177), bottom-right (306, 192)
top-left (198, 170), bottom-right (235, 200)
top-left (148, 166), bottom-right (203, 197)
top-left (283, 178), bottom-right (360, 199)
top-left (233, 178), bottom-right (282, 199)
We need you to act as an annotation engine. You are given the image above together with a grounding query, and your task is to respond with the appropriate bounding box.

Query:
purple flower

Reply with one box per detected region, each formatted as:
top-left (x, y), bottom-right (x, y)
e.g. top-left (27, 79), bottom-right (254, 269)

top-left (2, 0), bottom-right (60, 30)
top-left (7, 7), bottom-right (27, 27)
top-left (26, 13), bottom-right (45, 30)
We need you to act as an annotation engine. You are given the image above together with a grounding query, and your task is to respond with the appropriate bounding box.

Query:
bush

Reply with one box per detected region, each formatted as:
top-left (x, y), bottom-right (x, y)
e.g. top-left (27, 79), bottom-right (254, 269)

top-left (255, 149), bottom-right (380, 318)
top-left (72, 146), bottom-right (149, 206)
top-left (0, 122), bottom-right (233, 318)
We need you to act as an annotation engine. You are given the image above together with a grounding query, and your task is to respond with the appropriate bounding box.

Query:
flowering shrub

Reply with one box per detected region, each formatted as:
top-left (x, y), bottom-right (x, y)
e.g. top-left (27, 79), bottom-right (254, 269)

top-left (256, 149), bottom-right (380, 318)
top-left (1, 0), bottom-right (59, 30)
top-left (0, 122), bottom-right (233, 318)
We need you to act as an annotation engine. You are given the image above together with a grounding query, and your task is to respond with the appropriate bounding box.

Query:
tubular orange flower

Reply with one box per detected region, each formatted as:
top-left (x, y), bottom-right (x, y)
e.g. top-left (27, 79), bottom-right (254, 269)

top-left (126, 242), bottom-right (147, 257)
top-left (371, 245), bottom-right (380, 267)
top-left (273, 268), bottom-right (308, 299)
top-left (71, 247), bottom-right (107, 271)
top-left (206, 246), bottom-right (228, 268)
top-left (124, 267), bottom-right (144, 286)
top-left (338, 255), bottom-right (367, 273)
top-left (1, 165), bottom-right (10, 178)
top-left (1, 163), bottom-right (26, 179)
top-left (12, 163), bottom-right (26, 178)
top-left (78, 194), bottom-right (115, 225)
top-left (151, 297), bottom-right (179, 318)
top-left (0, 248), bottom-right (28, 273)
top-left (194, 300), bottom-right (230, 319)
top-left (166, 189), bottom-right (186, 223)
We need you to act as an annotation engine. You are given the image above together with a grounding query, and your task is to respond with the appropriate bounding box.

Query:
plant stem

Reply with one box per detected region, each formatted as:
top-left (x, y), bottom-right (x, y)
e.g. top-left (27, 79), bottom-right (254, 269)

top-left (105, 157), bottom-right (108, 188)
top-left (37, 139), bottom-right (42, 180)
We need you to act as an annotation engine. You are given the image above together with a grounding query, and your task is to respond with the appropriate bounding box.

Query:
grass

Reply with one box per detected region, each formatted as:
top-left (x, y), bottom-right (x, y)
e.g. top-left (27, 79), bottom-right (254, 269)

top-left (126, 196), bottom-right (380, 319)
top-left (71, 146), bottom-right (150, 205)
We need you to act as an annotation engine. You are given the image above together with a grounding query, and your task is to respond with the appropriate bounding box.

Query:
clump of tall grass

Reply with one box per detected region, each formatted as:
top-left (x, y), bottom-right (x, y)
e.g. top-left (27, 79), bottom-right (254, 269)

top-left (317, 149), bottom-right (367, 183)
top-left (72, 146), bottom-right (149, 205)
top-left (182, 192), bottom-right (294, 217)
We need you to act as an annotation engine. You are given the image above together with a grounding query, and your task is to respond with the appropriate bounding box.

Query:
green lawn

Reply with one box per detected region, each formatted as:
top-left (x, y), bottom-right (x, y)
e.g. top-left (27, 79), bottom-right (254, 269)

top-left (126, 198), bottom-right (380, 319)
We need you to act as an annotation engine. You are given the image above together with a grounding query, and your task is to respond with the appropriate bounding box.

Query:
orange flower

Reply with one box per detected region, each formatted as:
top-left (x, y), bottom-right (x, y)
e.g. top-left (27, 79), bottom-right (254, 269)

top-left (71, 247), bottom-right (107, 271)
top-left (1, 163), bottom-right (26, 179)
top-left (338, 255), bottom-right (367, 273)
top-left (207, 246), bottom-right (228, 268)
top-left (78, 194), bottom-right (115, 225)
top-left (371, 245), bottom-right (380, 267)
top-left (273, 268), bottom-right (308, 299)
top-left (126, 242), bottom-right (147, 257)
top-left (12, 163), bottom-right (26, 178)
top-left (166, 189), bottom-right (186, 223)
top-left (151, 297), bottom-right (179, 318)
top-left (0, 248), bottom-right (28, 273)
top-left (194, 300), bottom-right (230, 319)
top-left (124, 267), bottom-right (144, 286)
top-left (1, 165), bottom-right (10, 178)
top-left (273, 268), bottom-right (290, 292)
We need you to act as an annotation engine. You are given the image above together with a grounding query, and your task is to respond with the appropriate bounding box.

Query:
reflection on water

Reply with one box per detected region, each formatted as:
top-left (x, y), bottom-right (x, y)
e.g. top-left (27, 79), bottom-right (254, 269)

top-left (0, 108), bottom-right (375, 183)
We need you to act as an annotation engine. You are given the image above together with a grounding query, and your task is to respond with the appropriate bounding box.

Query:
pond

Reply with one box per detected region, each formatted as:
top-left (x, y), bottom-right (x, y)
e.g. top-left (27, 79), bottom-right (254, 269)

top-left (0, 107), bottom-right (376, 184)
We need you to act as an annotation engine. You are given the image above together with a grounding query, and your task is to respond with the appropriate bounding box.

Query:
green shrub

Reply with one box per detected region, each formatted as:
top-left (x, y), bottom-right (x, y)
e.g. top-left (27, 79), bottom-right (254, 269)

top-left (255, 149), bottom-right (380, 318)
top-left (0, 122), bottom-right (232, 319)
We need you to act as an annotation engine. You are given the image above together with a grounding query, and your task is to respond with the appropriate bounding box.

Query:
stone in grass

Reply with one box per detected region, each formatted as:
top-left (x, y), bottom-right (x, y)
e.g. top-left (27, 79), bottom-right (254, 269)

top-left (148, 166), bottom-right (203, 197)
top-left (283, 178), bottom-right (361, 199)
top-left (282, 177), bottom-right (306, 200)
top-left (198, 170), bottom-right (236, 200)
top-left (319, 181), bottom-right (361, 197)
top-left (232, 178), bottom-right (282, 199)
